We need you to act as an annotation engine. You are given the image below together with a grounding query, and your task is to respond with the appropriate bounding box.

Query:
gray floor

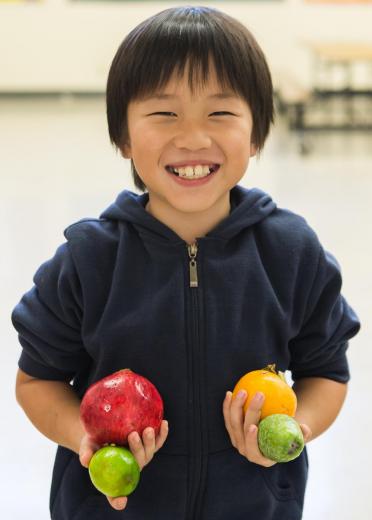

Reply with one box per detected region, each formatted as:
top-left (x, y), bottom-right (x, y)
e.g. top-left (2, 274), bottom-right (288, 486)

top-left (1, 96), bottom-right (371, 519)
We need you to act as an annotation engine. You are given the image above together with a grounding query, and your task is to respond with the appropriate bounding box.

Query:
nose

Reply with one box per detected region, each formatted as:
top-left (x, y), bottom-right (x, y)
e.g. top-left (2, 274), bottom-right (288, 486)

top-left (172, 120), bottom-right (212, 149)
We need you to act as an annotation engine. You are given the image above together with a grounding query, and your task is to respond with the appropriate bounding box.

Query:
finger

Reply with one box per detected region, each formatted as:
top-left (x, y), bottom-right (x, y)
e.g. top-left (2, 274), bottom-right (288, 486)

top-left (229, 390), bottom-right (248, 452)
top-left (79, 446), bottom-right (93, 468)
top-left (107, 496), bottom-right (128, 510)
top-left (142, 427), bottom-right (156, 463)
top-left (128, 431), bottom-right (146, 470)
top-left (154, 420), bottom-right (169, 452)
top-left (242, 393), bottom-right (276, 467)
top-left (222, 391), bottom-right (236, 446)
top-left (243, 391), bottom-right (264, 436)
top-left (79, 435), bottom-right (100, 468)
top-left (299, 423), bottom-right (312, 443)
top-left (245, 424), bottom-right (276, 467)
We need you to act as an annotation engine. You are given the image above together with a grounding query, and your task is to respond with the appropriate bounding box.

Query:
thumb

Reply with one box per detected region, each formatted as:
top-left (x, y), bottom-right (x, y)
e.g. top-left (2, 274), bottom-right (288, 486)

top-left (79, 434), bottom-right (99, 468)
top-left (299, 423), bottom-right (312, 444)
top-left (79, 446), bottom-right (93, 468)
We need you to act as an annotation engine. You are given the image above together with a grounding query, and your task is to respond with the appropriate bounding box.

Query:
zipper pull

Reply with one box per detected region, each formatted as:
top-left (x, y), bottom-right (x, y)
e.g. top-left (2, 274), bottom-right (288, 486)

top-left (187, 242), bottom-right (198, 288)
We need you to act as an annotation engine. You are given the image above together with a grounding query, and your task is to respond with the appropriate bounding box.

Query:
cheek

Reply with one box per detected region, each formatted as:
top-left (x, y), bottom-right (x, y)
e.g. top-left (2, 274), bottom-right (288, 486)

top-left (129, 126), bottom-right (167, 177)
top-left (132, 121), bottom-right (168, 150)
top-left (225, 128), bottom-right (253, 159)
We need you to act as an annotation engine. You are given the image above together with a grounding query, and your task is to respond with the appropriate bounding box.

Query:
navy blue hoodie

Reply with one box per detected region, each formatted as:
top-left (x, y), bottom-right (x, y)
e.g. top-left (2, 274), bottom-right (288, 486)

top-left (11, 185), bottom-right (360, 520)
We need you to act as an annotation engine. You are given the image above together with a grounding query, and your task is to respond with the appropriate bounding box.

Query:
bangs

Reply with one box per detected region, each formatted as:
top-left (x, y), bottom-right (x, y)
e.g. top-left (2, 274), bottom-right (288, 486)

top-left (128, 52), bottom-right (235, 102)
top-left (122, 21), bottom-right (243, 99)
top-left (121, 12), bottom-right (245, 101)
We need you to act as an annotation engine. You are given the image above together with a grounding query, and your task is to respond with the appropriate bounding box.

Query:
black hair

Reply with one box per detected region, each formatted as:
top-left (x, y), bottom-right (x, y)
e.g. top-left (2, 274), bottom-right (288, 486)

top-left (106, 5), bottom-right (274, 192)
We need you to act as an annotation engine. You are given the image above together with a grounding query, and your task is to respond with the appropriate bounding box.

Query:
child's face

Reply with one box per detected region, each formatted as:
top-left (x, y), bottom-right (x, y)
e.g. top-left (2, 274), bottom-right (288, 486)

top-left (122, 60), bottom-right (256, 216)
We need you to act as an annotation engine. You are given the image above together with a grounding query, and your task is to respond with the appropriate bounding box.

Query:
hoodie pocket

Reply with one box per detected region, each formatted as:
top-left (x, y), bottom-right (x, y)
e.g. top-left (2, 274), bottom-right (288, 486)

top-left (259, 448), bottom-right (308, 504)
top-left (71, 495), bottom-right (121, 520)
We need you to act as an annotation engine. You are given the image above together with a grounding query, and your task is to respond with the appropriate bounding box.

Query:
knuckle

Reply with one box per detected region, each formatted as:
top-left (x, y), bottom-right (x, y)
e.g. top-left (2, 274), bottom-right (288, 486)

top-left (230, 419), bottom-right (241, 431)
top-left (145, 444), bottom-right (154, 455)
top-left (129, 441), bottom-right (142, 452)
top-left (247, 403), bottom-right (258, 412)
top-left (248, 399), bottom-right (262, 412)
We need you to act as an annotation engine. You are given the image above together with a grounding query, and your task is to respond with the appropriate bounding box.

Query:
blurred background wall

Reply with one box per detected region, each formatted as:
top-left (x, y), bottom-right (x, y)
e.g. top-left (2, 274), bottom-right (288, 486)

top-left (1, 0), bottom-right (372, 92)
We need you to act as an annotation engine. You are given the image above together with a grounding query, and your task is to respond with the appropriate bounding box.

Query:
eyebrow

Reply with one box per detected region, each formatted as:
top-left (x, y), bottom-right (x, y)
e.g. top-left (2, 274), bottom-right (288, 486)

top-left (142, 92), bottom-right (238, 101)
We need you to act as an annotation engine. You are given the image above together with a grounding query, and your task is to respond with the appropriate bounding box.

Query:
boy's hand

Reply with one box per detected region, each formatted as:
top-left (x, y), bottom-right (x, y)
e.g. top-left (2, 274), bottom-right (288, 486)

top-left (79, 419), bottom-right (169, 510)
top-left (223, 391), bottom-right (311, 467)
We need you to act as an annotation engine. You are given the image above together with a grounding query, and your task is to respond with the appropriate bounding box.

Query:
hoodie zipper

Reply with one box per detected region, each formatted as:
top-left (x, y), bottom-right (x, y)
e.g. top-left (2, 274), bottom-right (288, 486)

top-left (186, 241), bottom-right (208, 519)
top-left (188, 242), bottom-right (198, 288)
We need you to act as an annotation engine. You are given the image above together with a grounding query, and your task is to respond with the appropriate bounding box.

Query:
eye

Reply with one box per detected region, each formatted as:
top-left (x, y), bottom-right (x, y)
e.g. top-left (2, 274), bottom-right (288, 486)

top-left (211, 111), bottom-right (235, 116)
top-left (149, 112), bottom-right (177, 117)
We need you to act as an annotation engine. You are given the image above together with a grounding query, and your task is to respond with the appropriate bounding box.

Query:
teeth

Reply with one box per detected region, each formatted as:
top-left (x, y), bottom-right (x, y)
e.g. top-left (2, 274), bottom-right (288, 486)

top-left (172, 164), bottom-right (214, 178)
top-left (185, 166), bottom-right (199, 178)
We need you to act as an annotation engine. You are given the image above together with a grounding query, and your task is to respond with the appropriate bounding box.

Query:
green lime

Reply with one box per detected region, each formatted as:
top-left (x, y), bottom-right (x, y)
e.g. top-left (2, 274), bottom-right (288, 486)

top-left (88, 445), bottom-right (140, 497)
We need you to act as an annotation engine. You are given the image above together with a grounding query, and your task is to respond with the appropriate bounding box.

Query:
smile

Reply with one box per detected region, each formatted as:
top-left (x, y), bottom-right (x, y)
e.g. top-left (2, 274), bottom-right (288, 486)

top-left (165, 164), bottom-right (220, 187)
top-left (165, 164), bottom-right (220, 179)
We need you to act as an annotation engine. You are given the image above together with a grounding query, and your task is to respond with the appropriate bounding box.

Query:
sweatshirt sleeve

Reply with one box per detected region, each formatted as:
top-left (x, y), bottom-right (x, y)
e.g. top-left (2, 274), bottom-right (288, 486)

top-left (11, 241), bottom-right (91, 382)
top-left (288, 245), bottom-right (360, 383)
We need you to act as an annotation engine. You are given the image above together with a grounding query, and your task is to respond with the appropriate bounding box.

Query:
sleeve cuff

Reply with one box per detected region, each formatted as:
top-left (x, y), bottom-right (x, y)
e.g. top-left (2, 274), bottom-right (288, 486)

top-left (291, 353), bottom-right (350, 383)
top-left (18, 351), bottom-right (74, 382)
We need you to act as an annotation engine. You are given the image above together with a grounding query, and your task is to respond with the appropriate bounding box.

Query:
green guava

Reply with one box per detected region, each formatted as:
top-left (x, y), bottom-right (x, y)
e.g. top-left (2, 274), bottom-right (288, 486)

top-left (258, 414), bottom-right (304, 463)
top-left (88, 445), bottom-right (140, 497)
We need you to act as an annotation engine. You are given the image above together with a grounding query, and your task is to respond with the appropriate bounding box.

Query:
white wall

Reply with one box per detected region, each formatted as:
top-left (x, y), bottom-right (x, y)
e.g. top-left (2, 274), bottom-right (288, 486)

top-left (1, 0), bottom-right (372, 91)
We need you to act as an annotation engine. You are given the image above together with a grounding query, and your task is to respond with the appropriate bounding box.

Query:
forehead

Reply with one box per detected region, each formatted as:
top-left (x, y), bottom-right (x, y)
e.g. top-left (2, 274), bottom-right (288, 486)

top-left (135, 58), bottom-right (240, 102)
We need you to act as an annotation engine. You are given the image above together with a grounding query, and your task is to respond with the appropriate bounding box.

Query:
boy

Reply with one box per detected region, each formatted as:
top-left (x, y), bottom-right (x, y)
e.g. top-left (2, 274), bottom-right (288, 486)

top-left (12, 5), bottom-right (360, 520)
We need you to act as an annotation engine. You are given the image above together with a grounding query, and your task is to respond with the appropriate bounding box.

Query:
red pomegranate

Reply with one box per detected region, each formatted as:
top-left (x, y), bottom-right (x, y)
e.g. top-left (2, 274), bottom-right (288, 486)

top-left (80, 368), bottom-right (164, 445)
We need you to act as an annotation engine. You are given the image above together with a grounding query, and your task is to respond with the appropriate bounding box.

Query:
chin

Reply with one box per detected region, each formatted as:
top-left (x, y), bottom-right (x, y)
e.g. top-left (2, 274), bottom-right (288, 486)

top-left (169, 198), bottom-right (216, 214)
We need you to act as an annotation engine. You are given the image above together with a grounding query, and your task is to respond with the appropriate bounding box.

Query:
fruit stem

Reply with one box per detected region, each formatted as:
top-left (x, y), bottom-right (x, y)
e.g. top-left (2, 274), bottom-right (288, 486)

top-left (265, 364), bottom-right (277, 374)
top-left (264, 364), bottom-right (287, 384)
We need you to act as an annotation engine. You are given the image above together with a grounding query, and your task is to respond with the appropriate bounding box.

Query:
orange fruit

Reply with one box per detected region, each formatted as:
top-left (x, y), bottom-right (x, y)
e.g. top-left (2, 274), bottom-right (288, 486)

top-left (232, 364), bottom-right (297, 419)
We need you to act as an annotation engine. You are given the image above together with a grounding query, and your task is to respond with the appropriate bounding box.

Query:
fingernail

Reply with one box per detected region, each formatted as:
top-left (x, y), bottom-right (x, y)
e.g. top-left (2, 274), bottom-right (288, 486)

top-left (237, 390), bottom-right (247, 399)
top-left (249, 425), bottom-right (256, 434)
top-left (255, 392), bottom-right (264, 402)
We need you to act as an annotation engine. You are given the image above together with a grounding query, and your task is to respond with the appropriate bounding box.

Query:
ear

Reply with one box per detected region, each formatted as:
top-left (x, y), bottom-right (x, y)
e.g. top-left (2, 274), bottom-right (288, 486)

top-left (120, 142), bottom-right (132, 159)
top-left (250, 142), bottom-right (257, 157)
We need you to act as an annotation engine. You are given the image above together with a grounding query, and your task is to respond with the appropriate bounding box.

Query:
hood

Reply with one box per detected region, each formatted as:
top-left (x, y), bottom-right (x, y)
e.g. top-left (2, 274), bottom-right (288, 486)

top-left (100, 184), bottom-right (276, 244)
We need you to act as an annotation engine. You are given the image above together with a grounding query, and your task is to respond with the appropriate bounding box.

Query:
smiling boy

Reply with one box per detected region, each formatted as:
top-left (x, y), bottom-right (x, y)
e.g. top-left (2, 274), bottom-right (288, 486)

top-left (12, 6), bottom-right (360, 520)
